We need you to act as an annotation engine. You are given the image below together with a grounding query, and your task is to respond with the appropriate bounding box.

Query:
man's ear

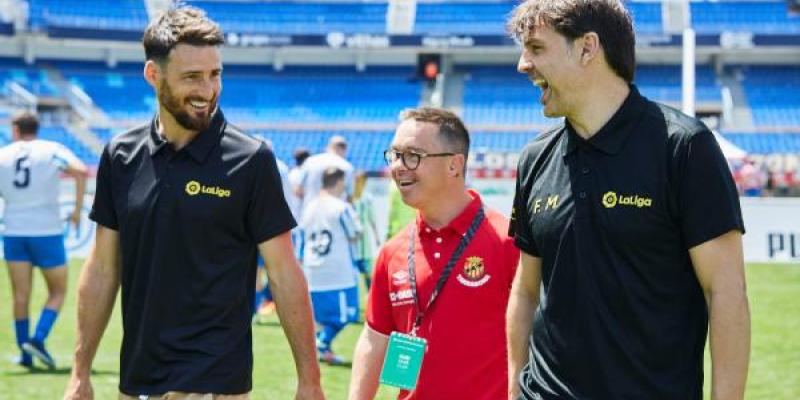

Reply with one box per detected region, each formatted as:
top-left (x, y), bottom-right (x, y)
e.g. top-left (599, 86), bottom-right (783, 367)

top-left (450, 154), bottom-right (466, 178)
top-left (578, 32), bottom-right (601, 66)
top-left (143, 60), bottom-right (160, 88)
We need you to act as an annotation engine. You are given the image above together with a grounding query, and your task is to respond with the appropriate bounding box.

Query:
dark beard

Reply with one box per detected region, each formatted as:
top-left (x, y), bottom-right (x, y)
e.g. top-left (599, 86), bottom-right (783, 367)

top-left (159, 80), bottom-right (215, 132)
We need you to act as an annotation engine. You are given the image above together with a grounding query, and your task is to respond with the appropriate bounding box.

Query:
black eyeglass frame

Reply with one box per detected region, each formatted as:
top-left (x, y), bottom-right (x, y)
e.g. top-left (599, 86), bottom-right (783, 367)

top-left (383, 149), bottom-right (456, 170)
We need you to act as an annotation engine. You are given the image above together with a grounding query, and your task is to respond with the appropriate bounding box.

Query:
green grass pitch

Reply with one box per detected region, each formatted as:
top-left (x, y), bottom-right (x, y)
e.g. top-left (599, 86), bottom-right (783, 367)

top-left (0, 261), bottom-right (797, 399)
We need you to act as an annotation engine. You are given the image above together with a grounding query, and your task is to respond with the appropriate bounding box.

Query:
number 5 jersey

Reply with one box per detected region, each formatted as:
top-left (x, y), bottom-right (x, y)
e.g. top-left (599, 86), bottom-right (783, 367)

top-left (0, 139), bottom-right (81, 236)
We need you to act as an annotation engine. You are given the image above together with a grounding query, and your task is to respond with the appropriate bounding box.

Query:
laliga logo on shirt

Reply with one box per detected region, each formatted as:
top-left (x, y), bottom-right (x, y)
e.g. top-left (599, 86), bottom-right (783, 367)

top-left (602, 191), bottom-right (653, 209)
top-left (602, 191), bottom-right (618, 208)
top-left (185, 180), bottom-right (232, 198)
top-left (185, 180), bottom-right (202, 196)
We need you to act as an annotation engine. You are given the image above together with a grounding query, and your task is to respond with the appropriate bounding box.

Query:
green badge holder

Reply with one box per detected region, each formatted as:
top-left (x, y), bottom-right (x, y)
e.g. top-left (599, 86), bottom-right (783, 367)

top-left (379, 332), bottom-right (428, 390)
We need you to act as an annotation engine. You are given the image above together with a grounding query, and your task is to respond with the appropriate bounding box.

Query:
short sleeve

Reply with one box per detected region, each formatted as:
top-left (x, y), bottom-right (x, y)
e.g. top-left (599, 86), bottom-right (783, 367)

top-left (504, 234), bottom-right (521, 287)
top-left (678, 131), bottom-right (745, 248)
top-left (510, 150), bottom-right (539, 256)
top-left (340, 204), bottom-right (362, 240)
top-left (365, 248), bottom-right (395, 335)
top-left (344, 167), bottom-right (355, 198)
top-left (52, 143), bottom-right (81, 171)
top-left (247, 144), bottom-right (297, 244)
top-left (89, 144), bottom-right (118, 230)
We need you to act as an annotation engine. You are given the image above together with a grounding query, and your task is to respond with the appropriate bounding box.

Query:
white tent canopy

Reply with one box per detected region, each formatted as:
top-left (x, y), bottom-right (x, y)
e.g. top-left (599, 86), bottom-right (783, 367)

top-left (712, 131), bottom-right (748, 160)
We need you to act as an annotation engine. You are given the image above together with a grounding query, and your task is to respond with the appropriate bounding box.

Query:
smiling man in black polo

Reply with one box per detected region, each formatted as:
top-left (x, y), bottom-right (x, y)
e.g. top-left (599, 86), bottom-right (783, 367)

top-left (505, 1), bottom-right (750, 399)
top-left (63, 7), bottom-right (324, 400)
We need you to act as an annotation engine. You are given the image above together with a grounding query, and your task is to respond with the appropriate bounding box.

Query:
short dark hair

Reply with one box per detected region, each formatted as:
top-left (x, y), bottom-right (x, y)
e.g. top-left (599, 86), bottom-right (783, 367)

top-left (322, 167), bottom-right (345, 189)
top-left (507, 0), bottom-right (636, 83)
top-left (399, 107), bottom-right (470, 160)
top-left (142, 6), bottom-right (224, 64)
top-left (293, 147), bottom-right (310, 166)
top-left (12, 112), bottom-right (39, 136)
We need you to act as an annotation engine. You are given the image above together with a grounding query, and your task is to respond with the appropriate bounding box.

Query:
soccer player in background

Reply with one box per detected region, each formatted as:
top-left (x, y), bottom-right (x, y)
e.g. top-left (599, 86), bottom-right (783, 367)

top-left (288, 147), bottom-right (310, 221)
top-left (295, 135), bottom-right (354, 212)
top-left (352, 170), bottom-right (381, 290)
top-left (506, 1), bottom-right (749, 399)
top-left (299, 167), bottom-right (362, 365)
top-left (0, 112), bottom-right (87, 370)
top-left (63, 7), bottom-right (324, 399)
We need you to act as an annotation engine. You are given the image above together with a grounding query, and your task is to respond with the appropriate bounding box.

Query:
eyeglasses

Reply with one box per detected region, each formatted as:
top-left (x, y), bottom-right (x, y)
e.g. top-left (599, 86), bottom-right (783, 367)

top-left (383, 149), bottom-right (456, 170)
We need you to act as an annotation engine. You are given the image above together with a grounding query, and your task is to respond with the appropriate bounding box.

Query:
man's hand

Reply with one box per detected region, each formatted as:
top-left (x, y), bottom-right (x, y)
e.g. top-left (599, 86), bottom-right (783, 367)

top-left (70, 208), bottom-right (81, 229)
top-left (63, 374), bottom-right (93, 400)
top-left (296, 382), bottom-right (326, 400)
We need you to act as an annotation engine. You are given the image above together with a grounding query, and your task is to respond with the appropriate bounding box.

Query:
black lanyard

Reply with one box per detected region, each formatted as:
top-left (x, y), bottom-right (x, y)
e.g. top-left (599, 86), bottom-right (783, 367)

top-left (407, 207), bottom-right (485, 335)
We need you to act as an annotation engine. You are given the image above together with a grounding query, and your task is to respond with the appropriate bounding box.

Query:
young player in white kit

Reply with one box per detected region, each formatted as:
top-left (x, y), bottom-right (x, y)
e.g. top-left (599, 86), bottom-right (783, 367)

top-left (0, 113), bottom-right (87, 369)
top-left (295, 135), bottom-right (354, 212)
top-left (299, 167), bottom-right (361, 365)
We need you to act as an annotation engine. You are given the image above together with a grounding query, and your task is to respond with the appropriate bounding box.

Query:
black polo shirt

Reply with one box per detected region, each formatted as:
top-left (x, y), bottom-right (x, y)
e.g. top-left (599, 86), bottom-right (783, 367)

top-left (90, 109), bottom-right (295, 395)
top-left (509, 86), bottom-right (744, 399)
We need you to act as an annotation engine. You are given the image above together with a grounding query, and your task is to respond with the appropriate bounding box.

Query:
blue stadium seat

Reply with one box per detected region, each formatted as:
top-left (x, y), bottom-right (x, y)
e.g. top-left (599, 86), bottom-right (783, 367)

top-left (27, 0), bottom-right (148, 32)
top-left (38, 126), bottom-right (99, 164)
top-left (636, 64), bottom-right (721, 104)
top-left (58, 61), bottom-right (154, 123)
top-left (0, 57), bottom-right (61, 97)
top-left (691, 1), bottom-right (800, 34)
top-left (724, 132), bottom-right (800, 154)
top-left (459, 65), bottom-right (550, 127)
top-left (220, 66), bottom-right (420, 124)
top-left (457, 63), bottom-right (720, 127)
top-left (187, 1), bottom-right (387, 34)
top-left (253, 130), bottom-right (394, 171)
top-left (737, 66), bottom-right (800, 127)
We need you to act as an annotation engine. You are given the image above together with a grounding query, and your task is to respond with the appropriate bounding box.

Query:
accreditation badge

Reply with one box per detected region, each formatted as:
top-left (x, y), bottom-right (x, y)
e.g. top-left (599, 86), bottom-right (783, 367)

top-left (379, 331), bottom-right (427, 390)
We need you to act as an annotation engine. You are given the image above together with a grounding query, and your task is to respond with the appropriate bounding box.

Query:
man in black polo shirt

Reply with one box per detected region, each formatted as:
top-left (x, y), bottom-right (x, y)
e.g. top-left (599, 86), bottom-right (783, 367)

top-left (505, 1), bottom-right (750, 399)
top-left (63, 7), bottom-right (324, 400)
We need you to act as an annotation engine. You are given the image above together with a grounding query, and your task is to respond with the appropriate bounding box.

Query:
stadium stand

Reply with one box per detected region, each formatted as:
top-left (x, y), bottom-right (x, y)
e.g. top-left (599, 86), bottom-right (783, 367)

top-left (416, 1), bottom-right (662, 35)
top-left (458, 64), bottom-right (721, 127)
top-left (14, 0), bottom-right (800, 38)
top-left (27, 0), bottom-right (148, 32)
top-left (736, 65), bottom-right (800, 128)
top-left (0, 0), bottom-right (796, 180)
top-left (459, 65), bottom-right (548, 127)
top-left (55, 62), bottom-right (421, 125)
top-left (254, 130), bottom-right (394, 171)
top-left (635, 65), bottom-right (722, 104)
top-left (187, 1), bottom-right (387, 34)
top-left (470, 131), bottom-right (532, 152)
top-left (38, 126), bottom-right (99, 164)
top-left (59, 61), bottom-right (154, 123)
top-left (221, 66), bottom-right (420, 124)
top-left (0, 57), bottom-right (60, 97)
top-left (691, 0), bottom-right (800, 34)
top-left (726, 132), bottom-right (800, 154)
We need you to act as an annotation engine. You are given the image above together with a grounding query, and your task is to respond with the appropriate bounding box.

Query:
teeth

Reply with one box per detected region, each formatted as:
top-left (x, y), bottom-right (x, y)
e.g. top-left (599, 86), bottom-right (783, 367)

top-left (533, 78), bottom-right (548, 88)
top-left (190, 100), bottom-right (208, 108)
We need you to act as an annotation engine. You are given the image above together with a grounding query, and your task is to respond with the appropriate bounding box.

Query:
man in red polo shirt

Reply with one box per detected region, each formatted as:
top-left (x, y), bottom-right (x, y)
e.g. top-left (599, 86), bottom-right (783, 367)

top-left (348, 107), bottom-right (520, 400)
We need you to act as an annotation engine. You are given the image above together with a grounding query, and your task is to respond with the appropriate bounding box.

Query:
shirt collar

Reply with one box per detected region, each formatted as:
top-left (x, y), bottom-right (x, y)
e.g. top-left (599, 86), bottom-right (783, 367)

top-left (562, 85), bottom-right (646, 157)
top-left (147, 108), bottom-right (226, 163)
top-left (416, 189), bottom-right (483, 237)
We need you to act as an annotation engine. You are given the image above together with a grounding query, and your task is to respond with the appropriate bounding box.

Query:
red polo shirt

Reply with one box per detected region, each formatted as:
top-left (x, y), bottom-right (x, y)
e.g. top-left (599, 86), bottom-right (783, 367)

top-left (367, 190), bottom-right (520, 400)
